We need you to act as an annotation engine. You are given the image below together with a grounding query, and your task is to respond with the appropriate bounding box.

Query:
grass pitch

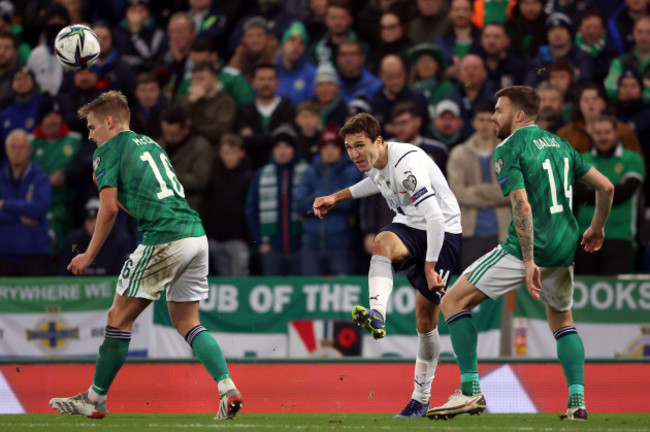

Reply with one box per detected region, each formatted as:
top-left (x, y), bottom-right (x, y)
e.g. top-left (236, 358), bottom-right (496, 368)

top-left (1, 413), bottom-right (649, 432)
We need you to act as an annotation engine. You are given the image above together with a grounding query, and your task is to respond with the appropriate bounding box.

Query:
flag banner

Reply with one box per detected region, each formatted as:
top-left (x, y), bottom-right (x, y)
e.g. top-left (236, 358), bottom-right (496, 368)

top-left (514, 276), bottom-right (650, 358)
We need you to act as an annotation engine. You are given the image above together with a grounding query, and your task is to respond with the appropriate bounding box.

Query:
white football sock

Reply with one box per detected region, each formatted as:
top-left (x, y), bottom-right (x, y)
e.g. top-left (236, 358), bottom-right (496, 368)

top-left (218, 378), bottom-right (236, 395)
top-left (88, 386), bottom-right (106, 403)
top-left (368, 255), bottom-right (393, 319)
top-left (411, 329), bottom-right (440, 404)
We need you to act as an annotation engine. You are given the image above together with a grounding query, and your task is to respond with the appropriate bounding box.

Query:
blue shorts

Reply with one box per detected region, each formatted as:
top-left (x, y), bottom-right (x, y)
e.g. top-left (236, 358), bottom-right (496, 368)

top-left (378, 223), bottom-right (462, 304)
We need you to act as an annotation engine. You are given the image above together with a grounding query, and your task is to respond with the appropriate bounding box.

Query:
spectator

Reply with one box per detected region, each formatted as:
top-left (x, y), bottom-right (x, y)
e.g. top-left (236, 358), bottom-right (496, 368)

top-left (407, 43), bottom-right (456, 107)
top-left (0, 130), bottom-right (50, 276)
top-left (543, 0), bottom-right (598, 27)
top-left (175, 37), bottom-right (253, 107)
top-left (574, 115), bottom-right (644, 275)
top-left (297, 124), bottom-right (362, 275)
top-left (245, 126), bottom-right (308, 276)
top-left (446, 101), bottom-right (510, 270)
top-left (1, 68), bottom-right (39, 151)
top-left (391, 101), bottom-right (449, 177)
top-left (367, 10), bottom-right (413, 73)
top-left (177, 61), bottom-right (236, 145)
top-left (158, 106), bottom-right (213, 213)
top-left (575, 11), bottom-right (619, 83)
top-left (26, 3), bottom-right (70, 97)
top-left (0, 31), bottom-right (21, 112)
top-left (470, 0), bottom-right (516, 28)
top-left (536, 82), bottom-right (567, 133)
top-left (473, 22), bottom-right (527, 88)
top-left (448, 54), bottom-right (498, 138)
top-left (608, 0), bottom-right (650, 54)
top-left (557, 82), bottom-right (642, 155)
top-left (91, 22), bottom-right (137, 103)
top-left (29, 99), bottom-right (82, 252)
top-left (294, 100), bottom-right (322, 163)
top-left (130, 72), bottom-right (167, 139)
top-left (56, 69), bottom-right (102, 135)
top-left (434, 0), bottom-right (480, 71)
top-left (113, 0), bottom-right (165, 72)
top-left (506, 0), bottom-right (548, 60)
top-left (188, 0), bottom-right (228, 54)
top-left (0, 1), bottom-right (30, 65)
top-left (276, 22), bottom-right (316, 107)
top-left (524, 12), bottom-right (595, 87)
top-left (430, 99), bottom-right (466, 148)
top-left (158, 12), bottom-right (196, 102)
top-left (228, 16), bottom-right (281, 84)
top-left (336, 38), bottom-right (382, 103)
top-left (357, 0), bottom-right (405, 44)
top-left (371, 54), bottom-right (430, 136)
top-left (204, 133), bottom-right (254, 276)
top-left (303, 0), bottom-right (328, 44)
top-left (307, 0), bottom-right (367, 65)
top-left (58, 198), bottom-right (133, 276)
top-left (616, 68), bottom-right (650, 202)
top-left (548, 59), bottom-right (575, 106)
top-left (237, 63), bottom-right (296, 170)
top-left (409, 0), bottom-right (450, 45)
top-left (605, 16), bottom-right (650, 104)
top-left (313, 61), bottom-right (348, 128)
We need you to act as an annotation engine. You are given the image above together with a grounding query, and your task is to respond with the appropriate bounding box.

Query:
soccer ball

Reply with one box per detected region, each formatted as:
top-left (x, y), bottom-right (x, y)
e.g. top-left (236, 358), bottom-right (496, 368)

top-left (54, 24), bottom-right (100, 71)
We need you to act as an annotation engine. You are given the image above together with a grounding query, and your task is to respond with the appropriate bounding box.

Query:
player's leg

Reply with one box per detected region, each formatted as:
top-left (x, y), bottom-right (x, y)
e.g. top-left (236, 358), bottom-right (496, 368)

top-left (167, 236), bottom-right (242, 420)
top-left (50, 293), bottom-right (151, 418)
top-left (352, 229), bottom-right (410, 338)
top-left (539, 266), bottom-right (586, 421)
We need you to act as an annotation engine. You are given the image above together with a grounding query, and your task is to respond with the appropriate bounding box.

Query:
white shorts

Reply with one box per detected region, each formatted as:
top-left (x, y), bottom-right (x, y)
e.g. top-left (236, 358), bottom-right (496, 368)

top-left (461, 245), bottom-right (575, 311)
top-left (116, 236), bottom-right (209, 302)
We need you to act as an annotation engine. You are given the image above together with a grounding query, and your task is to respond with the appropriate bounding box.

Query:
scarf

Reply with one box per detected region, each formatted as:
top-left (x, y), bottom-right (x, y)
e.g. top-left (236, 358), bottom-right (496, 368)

top-left (575, 33), bottom-right (606, 58)
top-left (259, 160), bottom-right (309, 237)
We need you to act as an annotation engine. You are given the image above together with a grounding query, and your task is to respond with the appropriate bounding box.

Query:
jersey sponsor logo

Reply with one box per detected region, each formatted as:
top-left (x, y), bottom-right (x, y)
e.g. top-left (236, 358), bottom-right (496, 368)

top-left (411, 187), bottom-right (428, 202)
top-left (498, 176), bottom-right (508, 186)
top-left (96, 169), bottom-right (105, 181)
top-left (494, 158), bottom-right (504, 175)
top-left (93, 156), bottom-right (101, 173)
top-left (403, 174), bottom-right (417, 191)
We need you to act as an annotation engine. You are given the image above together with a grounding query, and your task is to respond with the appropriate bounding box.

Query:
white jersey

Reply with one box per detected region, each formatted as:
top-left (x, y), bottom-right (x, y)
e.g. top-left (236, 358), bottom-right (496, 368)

top-left (366, 142), bottom-right (462, 233)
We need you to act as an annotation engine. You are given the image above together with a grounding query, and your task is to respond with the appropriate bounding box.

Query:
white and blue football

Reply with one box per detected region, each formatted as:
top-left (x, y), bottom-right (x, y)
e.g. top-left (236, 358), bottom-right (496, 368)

top-left (54, 24), bottom-right (100, 71)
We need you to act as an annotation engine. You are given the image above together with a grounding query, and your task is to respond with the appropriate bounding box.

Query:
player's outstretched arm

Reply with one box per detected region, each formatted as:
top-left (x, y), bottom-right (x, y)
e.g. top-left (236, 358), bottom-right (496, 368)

top-left (67, 187), bottom-right (119, 275)
top-left (510, 188), bottom-right (542, 300)
top-left (312, 189), bottom-right (352, 219)
top-left (578, 167), bottom-right (615, 253)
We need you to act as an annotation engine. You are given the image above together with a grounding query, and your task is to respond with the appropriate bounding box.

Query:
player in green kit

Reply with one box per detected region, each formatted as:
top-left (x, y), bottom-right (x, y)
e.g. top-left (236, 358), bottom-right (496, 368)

top-left (49, 91), bottom-right (243, 420)
top-left (426, 86), bottom-right (614, 421)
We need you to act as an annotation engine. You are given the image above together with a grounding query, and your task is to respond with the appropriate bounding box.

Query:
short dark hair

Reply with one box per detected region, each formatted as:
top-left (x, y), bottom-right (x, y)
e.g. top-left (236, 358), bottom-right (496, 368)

top-left (473, 100), bottom-right (496, 116)
top-left (327, 0), bottom-right (351, 14)
top-left (192, 60), bottom-right (217, 74)
top-left (549, 59), bottom-right (573, 74)
top-left (391, 101), bottom-right (420, 120)
top-left (495, 86), bottom-right (540, 119)
top-left (593, 114), bottom-right (618, 130)
top-left (161, 106), bottom-right (188, 126)
top-left (339, 113), bottom-right (382, 141)
top-left (136, 72), bottom-right (159, 86)
top-left (580, 10), bottom-right (605, 27)
top-left (191, 37), bottom-right (215, 53)
top-left (482, 22), bottom-right (507, 35)
top-left (220, 133), bottom-right (244, 149)
top-left (253, 62), bottom-right (277, 77)
top-left (0, 30), bottom-right (17, 50)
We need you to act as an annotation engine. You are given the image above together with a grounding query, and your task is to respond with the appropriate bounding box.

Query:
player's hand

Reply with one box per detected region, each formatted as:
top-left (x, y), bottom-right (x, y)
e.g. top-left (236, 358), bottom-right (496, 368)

top-left (67, 252), bottom-right (94, 276)
top-left (524, 261), bottom-right (542, 301)
top-left (312, 195), bottom-right (336, 219)
top-left (425, 261), bottom-right (445, 292)
top-left (581, 226), bottom-right (605, 253)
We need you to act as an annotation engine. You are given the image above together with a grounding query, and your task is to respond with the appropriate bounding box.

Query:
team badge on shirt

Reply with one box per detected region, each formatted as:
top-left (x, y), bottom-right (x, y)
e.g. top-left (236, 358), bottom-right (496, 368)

top-left (403, 174), bottom-right (417, 191)
top-left (93, 156), bottom-right (101, 173)
top-left (494, 158), bottom-right (504, 175)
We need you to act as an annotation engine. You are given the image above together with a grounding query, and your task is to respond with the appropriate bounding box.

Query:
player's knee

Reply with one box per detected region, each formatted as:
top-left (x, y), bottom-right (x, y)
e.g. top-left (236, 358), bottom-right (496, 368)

top-left (416, 317), bottom-right (436, 333)
top-left (439, 295), bottom-right (454, 318)
top-left (372, 234), bottom-right (393, 257)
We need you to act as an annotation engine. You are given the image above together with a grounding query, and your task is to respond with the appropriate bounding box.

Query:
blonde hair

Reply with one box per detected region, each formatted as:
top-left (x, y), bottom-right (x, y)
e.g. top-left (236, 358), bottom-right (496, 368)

top-left (77, 91), bottom-right (130, 126)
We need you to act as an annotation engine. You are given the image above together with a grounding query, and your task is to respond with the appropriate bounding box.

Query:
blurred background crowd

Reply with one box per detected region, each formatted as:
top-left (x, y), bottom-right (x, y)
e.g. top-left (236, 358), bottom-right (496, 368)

top-left (0, 0), bottom-right (648, 278)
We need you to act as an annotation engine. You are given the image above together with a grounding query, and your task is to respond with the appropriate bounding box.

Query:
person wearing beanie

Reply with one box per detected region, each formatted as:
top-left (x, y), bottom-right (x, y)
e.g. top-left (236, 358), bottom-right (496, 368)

top-left (313, 61), bottom-right (348, 128)
top-left (29, 96), bottom-right (83, 253)
top-left (276, 21), bottom-right (317, 107)
top-left (245, 124), bottom-right (308, 276)
top-left (297, 123), bottom-right (363, 276)
top-left (524, 12), bottom-right (595, 87)
top-left (1, 68), bottom-right (39, 159)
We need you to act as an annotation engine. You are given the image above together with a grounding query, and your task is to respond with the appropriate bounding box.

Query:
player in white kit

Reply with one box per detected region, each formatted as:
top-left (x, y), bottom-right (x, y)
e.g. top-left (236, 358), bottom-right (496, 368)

top-left (313, 113), bottom-right (462, 417)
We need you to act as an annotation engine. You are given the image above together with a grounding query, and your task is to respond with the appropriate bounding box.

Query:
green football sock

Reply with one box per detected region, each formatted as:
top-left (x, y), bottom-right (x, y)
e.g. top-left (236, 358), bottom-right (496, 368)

top-left (446, 311), bottom-right (481, 396)
top-left (91, 327), bottom-right (131, 396)
top-left (556, 330), bottom-right (585, 408)
top-left (190, 329), bottom-right (231, 382)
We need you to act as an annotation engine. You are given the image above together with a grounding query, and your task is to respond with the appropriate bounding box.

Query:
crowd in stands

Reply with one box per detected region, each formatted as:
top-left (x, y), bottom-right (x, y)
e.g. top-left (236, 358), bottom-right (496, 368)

top-left (0, 0), bottom-right (648, 277)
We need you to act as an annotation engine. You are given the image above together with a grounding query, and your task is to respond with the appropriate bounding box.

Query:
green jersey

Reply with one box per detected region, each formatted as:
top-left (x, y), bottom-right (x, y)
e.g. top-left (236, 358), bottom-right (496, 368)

top-left (93, 130), bottom-right (204, 245)
top-left (577, 145), bottom-right (644, 240)
top-left (494, 125), bottom-right (591, 267)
